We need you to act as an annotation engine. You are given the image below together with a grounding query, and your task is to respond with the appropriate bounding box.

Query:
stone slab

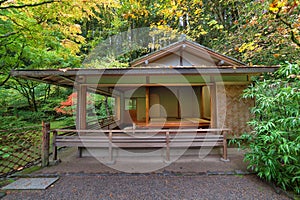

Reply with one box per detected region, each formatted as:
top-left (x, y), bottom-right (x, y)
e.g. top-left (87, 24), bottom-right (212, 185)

top-left (2, 177), bottom-right (59, 190)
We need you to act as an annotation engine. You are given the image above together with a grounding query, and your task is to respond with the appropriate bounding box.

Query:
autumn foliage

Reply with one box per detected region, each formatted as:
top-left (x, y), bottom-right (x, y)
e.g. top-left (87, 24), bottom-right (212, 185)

top-left (55, 92), bottom-right (94, 115)
top-left (54, 93), bottom-right (77, 115)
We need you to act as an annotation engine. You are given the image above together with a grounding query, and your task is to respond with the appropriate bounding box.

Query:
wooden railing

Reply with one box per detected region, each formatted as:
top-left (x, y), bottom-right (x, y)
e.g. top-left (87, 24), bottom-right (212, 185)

top-left (50, 128), bottom-right (231, 163)
top-left (86, 116), bottom-right (117, 130)
top-left (41, 116), bottom-right (118, 167)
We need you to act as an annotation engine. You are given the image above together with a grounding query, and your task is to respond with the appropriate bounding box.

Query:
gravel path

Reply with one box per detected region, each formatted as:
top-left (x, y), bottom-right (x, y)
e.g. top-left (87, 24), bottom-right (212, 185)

top-left (2, 174), bottom-right (289, 200)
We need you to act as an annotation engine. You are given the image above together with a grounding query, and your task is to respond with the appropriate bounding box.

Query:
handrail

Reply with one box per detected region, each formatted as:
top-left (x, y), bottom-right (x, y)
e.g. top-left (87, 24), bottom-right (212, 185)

top-left (87, 115), bottom-right (115, 124)
top-left (53, 128), bottom-right (231, 133)
top-left (50, 116), bottom-right (117, 132)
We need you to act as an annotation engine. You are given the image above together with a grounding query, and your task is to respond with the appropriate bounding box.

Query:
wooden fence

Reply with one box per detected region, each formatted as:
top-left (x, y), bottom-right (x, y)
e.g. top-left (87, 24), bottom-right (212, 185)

top-left (0, 126), bottom-right (42, 178)
top-left (0, 116), bottom-right (116, 178)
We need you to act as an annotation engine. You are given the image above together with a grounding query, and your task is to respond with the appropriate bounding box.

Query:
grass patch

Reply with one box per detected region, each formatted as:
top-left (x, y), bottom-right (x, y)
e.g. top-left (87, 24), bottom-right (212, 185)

top-left (234, 174), bottom-right (244, 178)
top-left (14, 165), bottom-right (41, 176)
top-left (50, 117), bottom-right (75, 129)
top-left (0, 179), bottom-right (14, 188)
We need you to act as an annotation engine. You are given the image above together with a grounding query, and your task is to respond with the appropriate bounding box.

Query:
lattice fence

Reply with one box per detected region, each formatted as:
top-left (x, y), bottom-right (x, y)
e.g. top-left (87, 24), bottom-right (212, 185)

top-left (0, 126), bottom-right (42, 178)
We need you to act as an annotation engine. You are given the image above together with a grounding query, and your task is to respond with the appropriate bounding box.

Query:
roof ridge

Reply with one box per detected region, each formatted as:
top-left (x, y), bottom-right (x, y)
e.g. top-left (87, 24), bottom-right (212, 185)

top-left (130, 39), bottom-right (247, 67)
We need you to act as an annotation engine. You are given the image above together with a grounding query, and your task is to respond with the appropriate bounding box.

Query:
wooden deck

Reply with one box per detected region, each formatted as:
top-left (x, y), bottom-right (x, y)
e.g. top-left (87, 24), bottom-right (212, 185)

top-left (135, 118), bottom-right (210, 128)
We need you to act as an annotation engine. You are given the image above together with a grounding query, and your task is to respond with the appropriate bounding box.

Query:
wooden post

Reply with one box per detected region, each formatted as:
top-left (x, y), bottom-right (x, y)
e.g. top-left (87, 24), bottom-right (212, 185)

top-left (145, 87), bottom-right (149, 125)
top-left (166, 131), bottom-right (170, 161)
top-left (210, 79), bottom-right (217, 128)
top-left (109, 130), bottom-right (113, 162)
top-left (78, 85), bottom-right (87, 130)
top-left (120, 92), bottom-right (125, 124)
top-left (116, 96), bottom-right (121, 121)
top-left (41, 121), bottom-right (50, 167)
top-left (177, 89), bottom-right (181, 118)
top-left (199, 86), bottom-right (204, 119)
top-left (52, 130), bottom-right (58, 161)
top-left (223, 131), bottom-right (228, 161)
top-left (77, 85), bottom-right (87, 157)
top-left (179, 46), bottom-right (183, 66)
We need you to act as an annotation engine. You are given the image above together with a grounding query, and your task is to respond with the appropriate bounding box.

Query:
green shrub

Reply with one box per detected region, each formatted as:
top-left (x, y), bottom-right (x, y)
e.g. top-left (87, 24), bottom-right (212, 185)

top-left (0, 116), bottom-right (32, 130)
top-left (235, 62), bottom-right (300, 194)
top-left (17, 110), bottom-right (46, 122)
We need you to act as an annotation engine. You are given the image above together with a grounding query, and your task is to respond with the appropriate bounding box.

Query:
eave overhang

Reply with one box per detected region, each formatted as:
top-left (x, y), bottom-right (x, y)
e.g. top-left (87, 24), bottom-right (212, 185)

top-left (11, 66), bottom-right (278, 77)
top-left (11, 66), bottom-right (279, 92)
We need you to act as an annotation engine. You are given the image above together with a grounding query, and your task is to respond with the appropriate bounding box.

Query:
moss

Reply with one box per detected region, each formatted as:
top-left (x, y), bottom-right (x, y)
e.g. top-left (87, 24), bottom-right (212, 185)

top-left (13, 165), bottom-right (41, 176)
top-left (0, 179), bottom-right (14, 188)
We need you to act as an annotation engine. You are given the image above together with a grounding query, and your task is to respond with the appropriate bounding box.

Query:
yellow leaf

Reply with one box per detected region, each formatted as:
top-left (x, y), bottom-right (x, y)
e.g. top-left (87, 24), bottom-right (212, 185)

top-left (273, 54), bottom-right (280, 58)
top-left (61, 39), bottom-right (80, 54)
top-left (255, 33), bottom-right (262, 37)
top-left (277, 0), bottom-right (287, 8)
top-left (269, 6), bottom-right (279, 12)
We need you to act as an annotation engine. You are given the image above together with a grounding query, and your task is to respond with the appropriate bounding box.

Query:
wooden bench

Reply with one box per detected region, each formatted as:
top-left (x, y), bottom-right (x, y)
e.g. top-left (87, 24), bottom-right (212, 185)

top-left (52, 128), bottom-right (231, 162)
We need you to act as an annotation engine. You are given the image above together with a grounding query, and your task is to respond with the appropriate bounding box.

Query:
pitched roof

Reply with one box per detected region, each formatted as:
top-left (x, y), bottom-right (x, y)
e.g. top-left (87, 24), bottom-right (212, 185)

top-left (10, 39), bottom-right (279, 92)
top-left (130, 39), bottom-right (246, 67)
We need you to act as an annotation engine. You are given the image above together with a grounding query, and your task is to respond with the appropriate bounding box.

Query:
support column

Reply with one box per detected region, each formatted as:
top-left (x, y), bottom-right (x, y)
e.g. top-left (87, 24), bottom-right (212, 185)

top-left (41, 121), bottom-right (50, 167)
top-left (177, 89), bottom-right (181, 118)
top-left (145, 87), bottom-right (149, 125)
top-left (210, 81), bottom-right (217, 128)
top-left (199, 86), bottom-right (204, 119)
top-left (76, 84), bottom-right (87, 158)
top-left (120, 92), bottom-right (125, 124)
top-left (76, 84), bottom-right (87, 130)
top-left (115, 95), bottom-right (121, 121)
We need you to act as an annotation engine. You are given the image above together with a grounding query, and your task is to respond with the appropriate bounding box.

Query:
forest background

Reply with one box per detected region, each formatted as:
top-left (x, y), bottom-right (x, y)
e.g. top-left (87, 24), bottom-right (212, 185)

top-left (0, 0), bottom-right (300, 194)
top-left (0, 0), bottom-right (299, 128)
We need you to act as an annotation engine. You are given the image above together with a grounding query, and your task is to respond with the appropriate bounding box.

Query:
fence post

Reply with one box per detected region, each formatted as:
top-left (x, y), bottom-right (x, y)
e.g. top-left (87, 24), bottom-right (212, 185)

top-left (166, 131), bottom-right (170, 162)
top-left (41, 121), bottom-right (50, 167)
top-left (53, 130), bottom-right (58, 161)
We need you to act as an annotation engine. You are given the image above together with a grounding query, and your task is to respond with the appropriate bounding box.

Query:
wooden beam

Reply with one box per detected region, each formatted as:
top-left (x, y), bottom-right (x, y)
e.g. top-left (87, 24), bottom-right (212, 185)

top-left (216, 81), bottom-right (250, 85)
top-left (81, 83), bottom-right (213, 87)
top-left (57, 75), bottom-right (77, 84)
top-left (86, 86), bottom-right (113, 96)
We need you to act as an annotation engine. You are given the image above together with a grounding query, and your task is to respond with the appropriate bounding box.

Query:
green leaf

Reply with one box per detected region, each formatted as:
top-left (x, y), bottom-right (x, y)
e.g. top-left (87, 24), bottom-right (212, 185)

top-left (2, 153), bottom-right (10, 158)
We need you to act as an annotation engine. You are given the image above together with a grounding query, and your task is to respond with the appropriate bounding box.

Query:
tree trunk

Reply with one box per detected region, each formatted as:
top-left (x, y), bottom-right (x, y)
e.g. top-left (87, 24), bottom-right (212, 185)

top-left (13, 79), bottom-right (38, 112)
top-left (43, 84), bottom-right (51, 103)
top-left (104, 96), bottom-right (110, 117)
top-left (31, 86), bottom-right (38, 112)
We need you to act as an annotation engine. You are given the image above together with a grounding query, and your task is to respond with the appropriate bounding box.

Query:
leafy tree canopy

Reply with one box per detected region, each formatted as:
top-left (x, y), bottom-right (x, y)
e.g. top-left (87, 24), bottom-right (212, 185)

top-left (0, 0), bottom-right (118, 86)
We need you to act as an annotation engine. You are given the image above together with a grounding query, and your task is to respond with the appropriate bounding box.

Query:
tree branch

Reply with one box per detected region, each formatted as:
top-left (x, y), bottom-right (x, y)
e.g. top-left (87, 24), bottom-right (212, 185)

top-left (0, 73), bottom-right (11, 87)
top-left (0, 0), bottom-right (58, 10)
top-left (0, 42), bottom-right (25, 86)
top-left (0, 0), bottom-right (8, 5)
top-left (0, 31), bottom-right (18, 38)
top-left (273, 8), bottom-right (300, 47)
top-left (278, 17), bottom-right (300, 47)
